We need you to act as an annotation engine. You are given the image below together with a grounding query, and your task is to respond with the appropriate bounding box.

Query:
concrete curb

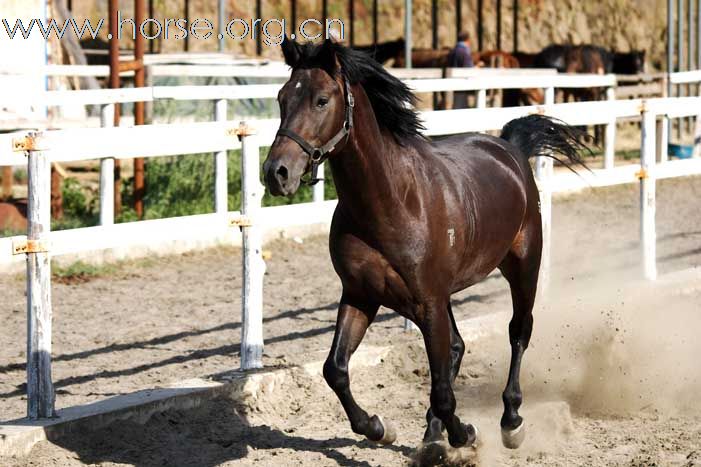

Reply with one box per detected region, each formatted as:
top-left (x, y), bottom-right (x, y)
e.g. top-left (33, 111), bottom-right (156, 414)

top-left (0, 311), bottom-right (508, 458)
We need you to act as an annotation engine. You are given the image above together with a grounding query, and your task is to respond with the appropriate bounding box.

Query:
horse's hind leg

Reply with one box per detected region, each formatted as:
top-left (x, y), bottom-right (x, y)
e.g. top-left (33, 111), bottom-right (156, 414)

top-left (498, 226), bottom-right (541, 449)
top-left (423, 303), bottom-right (465, 443)
top-left (323, 297), bottom-right (395, 444)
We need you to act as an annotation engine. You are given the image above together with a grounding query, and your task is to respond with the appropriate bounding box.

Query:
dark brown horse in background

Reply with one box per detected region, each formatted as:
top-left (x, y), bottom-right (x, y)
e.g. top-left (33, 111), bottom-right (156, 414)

top-left (394, 47), bottom-right (453, 68)
top-left (353, 39), bottom-right (406, 65)
top-left (534, 44), bottom-right (610, 103)
top-left (475, 50), bottom-right (545, 107)
top-left (264, 38), bottom-right (589, 450)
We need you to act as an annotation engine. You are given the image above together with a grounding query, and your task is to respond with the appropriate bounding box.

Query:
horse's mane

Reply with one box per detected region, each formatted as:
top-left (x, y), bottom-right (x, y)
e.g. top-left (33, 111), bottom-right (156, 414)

top-left (286, 40), bottom-right (425, 143)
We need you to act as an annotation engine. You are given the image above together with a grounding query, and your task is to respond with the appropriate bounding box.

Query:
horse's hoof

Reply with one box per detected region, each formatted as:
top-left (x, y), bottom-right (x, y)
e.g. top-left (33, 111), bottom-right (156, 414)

top-left (472, 425), bottom-right (483, 448)
top-left (373, 416), bottom-right (397, 445)
top-left (448, 423), bottom-right (477, 448)
top-left (501, 421), bottom-right (526, 449)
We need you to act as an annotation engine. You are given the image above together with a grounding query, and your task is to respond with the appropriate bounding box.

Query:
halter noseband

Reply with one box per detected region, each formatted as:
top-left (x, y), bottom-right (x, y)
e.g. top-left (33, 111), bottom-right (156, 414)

top-left (275, 77), bottom-right (355, 185)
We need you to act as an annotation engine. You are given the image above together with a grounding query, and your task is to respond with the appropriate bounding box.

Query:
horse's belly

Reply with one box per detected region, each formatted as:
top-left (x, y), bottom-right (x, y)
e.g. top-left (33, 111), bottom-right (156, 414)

top-left (450, 197), bottom-right (525, 291)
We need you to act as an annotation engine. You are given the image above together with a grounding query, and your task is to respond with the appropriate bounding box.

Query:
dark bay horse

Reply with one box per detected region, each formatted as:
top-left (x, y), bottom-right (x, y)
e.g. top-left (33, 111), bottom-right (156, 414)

top-left (353, 39), bottom-right (405, 65)
top-left (263, 39), bottom-right (589, 450)
top-left (611, 50), bottom-right (646, 74)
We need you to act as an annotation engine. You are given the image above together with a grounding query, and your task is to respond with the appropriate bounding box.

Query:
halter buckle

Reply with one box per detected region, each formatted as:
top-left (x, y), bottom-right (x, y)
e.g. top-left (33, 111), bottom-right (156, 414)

top-left (311, 148), bottom-right (323, 162)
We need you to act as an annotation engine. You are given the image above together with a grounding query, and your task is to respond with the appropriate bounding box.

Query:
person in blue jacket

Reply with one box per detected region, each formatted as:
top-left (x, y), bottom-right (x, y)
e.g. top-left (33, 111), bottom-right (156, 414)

top-left (448, 32), bottom-right (475, 108)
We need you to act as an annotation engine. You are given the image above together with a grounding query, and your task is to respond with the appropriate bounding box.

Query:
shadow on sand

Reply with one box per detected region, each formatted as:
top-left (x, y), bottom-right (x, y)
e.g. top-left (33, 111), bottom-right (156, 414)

top-left (47, 396), bottom-right (414, 467)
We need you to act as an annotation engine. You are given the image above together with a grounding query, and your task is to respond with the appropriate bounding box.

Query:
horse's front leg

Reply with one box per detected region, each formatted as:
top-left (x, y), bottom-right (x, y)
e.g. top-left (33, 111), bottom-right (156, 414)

top-left (323, 297), bottom-right (395, 444)
top-left (424, 303), bottom-right (465, 443)
top-left (420, 298), bottom-right (477, 448)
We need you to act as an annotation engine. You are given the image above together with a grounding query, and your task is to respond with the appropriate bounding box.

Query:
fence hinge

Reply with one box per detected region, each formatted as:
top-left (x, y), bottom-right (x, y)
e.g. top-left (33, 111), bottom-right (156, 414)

top-left (635, 168), bottom-right (649, 180)
top-left (229, 215), bottom-right (253, 228)
top-left (227, 122), bottom-right (257, 141)
top-left (12, 238), bottom-right (50, 255)
top-left (12, 133), bottom-right (46, 152)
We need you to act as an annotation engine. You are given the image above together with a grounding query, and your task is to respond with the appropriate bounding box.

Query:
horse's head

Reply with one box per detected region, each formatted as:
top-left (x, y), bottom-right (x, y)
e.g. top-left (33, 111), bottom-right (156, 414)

top-left (631, 50), bottom-right (646, 74)
top-left (263, 38), bottom-right (353, 196)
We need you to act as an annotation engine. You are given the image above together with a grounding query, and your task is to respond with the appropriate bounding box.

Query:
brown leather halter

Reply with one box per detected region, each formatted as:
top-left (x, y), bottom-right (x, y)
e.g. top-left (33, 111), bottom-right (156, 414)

top-left (275, 77), bottom-right (355, 185)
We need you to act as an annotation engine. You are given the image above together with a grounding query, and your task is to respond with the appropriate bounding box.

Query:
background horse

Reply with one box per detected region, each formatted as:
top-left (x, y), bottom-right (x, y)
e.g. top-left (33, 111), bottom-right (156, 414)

top-left (474, 50), bottom-right (545, 107)
top-left (533, 44), bottom-right (614, 143)
top-left (611, 50), bottom-right (646, 74)
top-left (394, 47), bottom-right (453, 68)
top-left (353, 39), bottom-right (406, 65)
top-left (264, 38), bottom-right (589, 450)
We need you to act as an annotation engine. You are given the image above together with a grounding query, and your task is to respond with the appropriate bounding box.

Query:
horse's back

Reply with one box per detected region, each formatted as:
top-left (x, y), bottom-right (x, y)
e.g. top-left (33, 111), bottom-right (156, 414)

top-left (431, 133), bottom-right (530, 186)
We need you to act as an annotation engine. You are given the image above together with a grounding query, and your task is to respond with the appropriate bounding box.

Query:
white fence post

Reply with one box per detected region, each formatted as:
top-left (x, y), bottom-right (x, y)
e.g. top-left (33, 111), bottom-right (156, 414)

top-left (604, 86), bottom-right (616, 169)
top-left (238, 121), bottom-right (265, 370)
top-left (476, 88), bottom-right (487, 108)
top-left (658, 116), bottom-right (669, 163)
top-left (640, 109), bottom-right (657, 280)
top-left (214, 99), bottom-right (228, 215)
top-left (19, 131), bottom-right (56, 419)
top-left (313, 163), bottom-right (325, 203)
top-left (100, 104), bottom-right (115, 226)
top-left (535, 86), bottom-right (555, 297)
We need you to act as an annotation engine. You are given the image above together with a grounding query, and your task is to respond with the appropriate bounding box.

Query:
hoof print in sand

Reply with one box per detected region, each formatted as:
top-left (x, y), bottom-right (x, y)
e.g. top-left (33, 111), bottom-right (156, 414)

top-left (411, 440), bottom-right (479, 467)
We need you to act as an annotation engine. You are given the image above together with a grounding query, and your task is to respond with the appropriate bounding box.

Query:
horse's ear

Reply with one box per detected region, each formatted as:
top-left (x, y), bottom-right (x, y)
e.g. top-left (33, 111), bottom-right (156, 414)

top-left (281, 36), bottom-right (300, 68)
top-left (317, 38), bottom-right (339, 75)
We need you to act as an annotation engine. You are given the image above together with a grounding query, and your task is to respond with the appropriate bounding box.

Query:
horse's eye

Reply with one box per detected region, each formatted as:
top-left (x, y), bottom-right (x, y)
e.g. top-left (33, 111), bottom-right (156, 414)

top-left (316, 97), bottom-right (329, 108)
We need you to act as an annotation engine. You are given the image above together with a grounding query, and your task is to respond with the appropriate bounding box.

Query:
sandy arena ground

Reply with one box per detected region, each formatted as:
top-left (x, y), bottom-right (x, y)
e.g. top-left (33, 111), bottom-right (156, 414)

top-left (1, 176), bottom-right (701, 466)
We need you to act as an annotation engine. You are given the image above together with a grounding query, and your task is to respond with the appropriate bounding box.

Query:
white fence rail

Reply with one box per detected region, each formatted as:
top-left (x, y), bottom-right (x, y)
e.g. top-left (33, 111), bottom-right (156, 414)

top-left (12, 72), bottom-right (621, 208)
top-left (29, 73), bottom-right (617, 108)
top-left (1, 63), bottom-right (558, 80)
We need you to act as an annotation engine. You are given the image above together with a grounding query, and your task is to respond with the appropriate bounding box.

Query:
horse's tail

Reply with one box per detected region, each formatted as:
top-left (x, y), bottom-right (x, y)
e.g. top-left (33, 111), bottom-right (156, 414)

top-left (499, 114), bottom-right (592, 173)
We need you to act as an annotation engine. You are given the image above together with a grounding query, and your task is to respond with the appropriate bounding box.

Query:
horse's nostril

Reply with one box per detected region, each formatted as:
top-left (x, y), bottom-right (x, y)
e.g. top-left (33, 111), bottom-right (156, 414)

top-left (276, 165), bottom-right (289, 182)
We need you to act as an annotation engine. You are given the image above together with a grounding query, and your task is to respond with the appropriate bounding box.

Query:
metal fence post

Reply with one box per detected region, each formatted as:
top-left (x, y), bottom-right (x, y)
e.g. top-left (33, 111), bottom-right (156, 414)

top-left (100, 104), bottom-right (115, 226)
top-left (215, 99), bottom-right (228, 215)
top-left (14, 131), bottom-right (56, 419)
top-left (238, 121), bottom-right (265, 370)
top-left (604, 86), bottom-right (616, 169)
top-left (640, 108), bottom-right (657, 280)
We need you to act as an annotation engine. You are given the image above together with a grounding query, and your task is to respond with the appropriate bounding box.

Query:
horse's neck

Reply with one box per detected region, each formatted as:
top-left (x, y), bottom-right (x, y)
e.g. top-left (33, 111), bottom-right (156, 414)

top-left (329, 92), bottom-right (408, 220)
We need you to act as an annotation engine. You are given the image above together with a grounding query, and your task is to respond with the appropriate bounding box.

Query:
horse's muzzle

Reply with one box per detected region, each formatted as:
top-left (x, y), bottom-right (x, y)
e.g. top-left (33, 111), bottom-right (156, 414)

top-left (263, 157), bottom-right (300, 196)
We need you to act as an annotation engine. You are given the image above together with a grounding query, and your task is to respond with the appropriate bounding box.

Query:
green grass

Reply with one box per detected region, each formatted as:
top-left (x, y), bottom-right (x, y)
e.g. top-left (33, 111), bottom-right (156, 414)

top-left (52, 260), bottom-right (117, 284)
top-left (118, 148), bottom-right (337, 222)
top-left (0, 228), bottom-right (24, 237)
top-left (13, 168), bottom-right (27, 183)
top-left (51, 256), bottom-right (159, 284)
top-left (51, 177), bottom-right (99, 231)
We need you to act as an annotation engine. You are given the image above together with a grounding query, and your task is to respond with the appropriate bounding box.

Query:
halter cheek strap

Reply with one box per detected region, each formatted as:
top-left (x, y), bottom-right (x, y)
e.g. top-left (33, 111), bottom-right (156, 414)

top-left (275, 77), bottom-right (355, 185)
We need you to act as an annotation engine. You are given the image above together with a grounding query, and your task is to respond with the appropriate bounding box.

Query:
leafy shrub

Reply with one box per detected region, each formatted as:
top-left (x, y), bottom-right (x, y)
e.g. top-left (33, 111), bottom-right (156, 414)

top-left (119, 149), bottom-right (337, 220)
top-left (52, 177), bottom-right (97, 231)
